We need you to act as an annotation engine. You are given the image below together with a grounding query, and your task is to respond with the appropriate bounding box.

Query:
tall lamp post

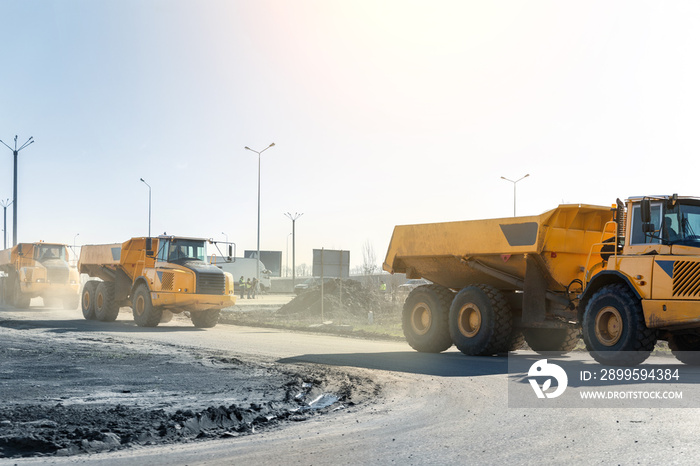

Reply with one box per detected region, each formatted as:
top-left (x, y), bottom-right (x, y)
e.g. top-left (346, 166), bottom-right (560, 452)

top-left (139, 178), bottom-right (151, 237)
top-left (0, 135), bottom-right (34, 246)
top-left (500, 174), bottom-right (529, 217)
top-left (1, 199), bottom-right (13, 250)
top-left (73, 233), bottom-right (80, 266)
top-left (284, 212), bottom-right (303, 287)
top-left (244, 143), bottom-right (275, 290)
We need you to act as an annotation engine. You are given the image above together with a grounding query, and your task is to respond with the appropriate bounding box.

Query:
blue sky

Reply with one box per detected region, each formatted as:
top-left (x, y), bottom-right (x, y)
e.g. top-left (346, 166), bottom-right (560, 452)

top-left (2, 1), bottom-right (700, 272)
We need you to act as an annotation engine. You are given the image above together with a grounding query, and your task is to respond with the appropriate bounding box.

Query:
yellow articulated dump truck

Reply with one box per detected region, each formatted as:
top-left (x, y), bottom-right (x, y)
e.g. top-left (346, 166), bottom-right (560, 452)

top-left (78, 236), bottom-right (236, 328)
top-left (384, 195), bottom-right (700, 366)
top-left (0, 242), bottom-right (79, 309)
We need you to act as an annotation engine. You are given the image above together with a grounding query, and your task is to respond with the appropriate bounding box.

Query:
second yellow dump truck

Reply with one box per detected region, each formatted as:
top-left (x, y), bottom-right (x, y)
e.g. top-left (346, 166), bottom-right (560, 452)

top-left (78, 236), bottom-right (235, 328)
top-left (0, 242), bottom-right (80, 309)
top-left (384, 195), bottom-right (700, 366)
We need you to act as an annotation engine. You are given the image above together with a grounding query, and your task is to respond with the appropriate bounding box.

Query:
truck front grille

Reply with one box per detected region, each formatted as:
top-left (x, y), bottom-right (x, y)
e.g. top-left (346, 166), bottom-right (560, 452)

top-left (47, 268), bottom-right (69, 284)
top-left (196, 272), bottom-right (225, 295)
top-left (672, 261), bottom-right (700, 297)
top-left (161, 272), bottom-right (174, 291)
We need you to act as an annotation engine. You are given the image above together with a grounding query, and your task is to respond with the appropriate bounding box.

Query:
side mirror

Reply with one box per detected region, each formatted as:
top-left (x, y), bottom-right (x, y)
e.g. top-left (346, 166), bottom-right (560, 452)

top-left (642, 223), bottom-right (656, 233)
top-left (145, 237), bottom-right (153, 257)
top-left (641, 199), bottom-right (651, 224)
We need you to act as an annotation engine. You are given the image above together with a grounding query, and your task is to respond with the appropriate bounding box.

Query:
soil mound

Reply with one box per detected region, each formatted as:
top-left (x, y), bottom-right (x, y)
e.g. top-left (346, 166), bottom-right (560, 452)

top-left (278, 279), bottom-right (395, 318)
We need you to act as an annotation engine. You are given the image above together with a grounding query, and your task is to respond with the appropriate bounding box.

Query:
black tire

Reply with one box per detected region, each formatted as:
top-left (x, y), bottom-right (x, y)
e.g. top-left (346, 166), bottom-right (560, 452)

top-left (14, 279), bottom-right (30, 309)
top-left (582, 284), bottom-right (657, 366)
top-left (131, 284), bottom-right (162, 327)
top-left (523, 328), bottom-right (580, 354)
top-left (81, 281), bottom-right (98, 320)
top-left (402, 284), bottom-right (454, 353)
top-left (668, 334), bottom-right (700, 365)
top-left (508, 329), bottom-right (526, 351)
top-left (191, 309), bottom-right (220, 328)
top-left (95, 282), bottom-right (119, 322)
top-left (449, 285), bottom-right (512, 356)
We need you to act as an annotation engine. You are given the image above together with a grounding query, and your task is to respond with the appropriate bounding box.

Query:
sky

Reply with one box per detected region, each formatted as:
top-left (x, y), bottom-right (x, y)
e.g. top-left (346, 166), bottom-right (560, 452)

top-left (2, 0), bottom-right (700, 274)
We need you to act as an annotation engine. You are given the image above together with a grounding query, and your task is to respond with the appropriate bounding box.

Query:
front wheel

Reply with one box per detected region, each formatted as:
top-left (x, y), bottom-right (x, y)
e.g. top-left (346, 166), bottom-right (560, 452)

top-left (14, 279), bottom-right (30, 309)
top-left (191, 309), bottom-right (220, 328)
top-left (131, 284), bottom-right (162, 327)
top-left (582, 284), bottom-right (656, 366)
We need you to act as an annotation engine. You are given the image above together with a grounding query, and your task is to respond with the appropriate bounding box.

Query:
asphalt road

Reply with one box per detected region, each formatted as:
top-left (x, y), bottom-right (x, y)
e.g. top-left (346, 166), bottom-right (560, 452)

top-left (4, 304), bottom-right (700, 465)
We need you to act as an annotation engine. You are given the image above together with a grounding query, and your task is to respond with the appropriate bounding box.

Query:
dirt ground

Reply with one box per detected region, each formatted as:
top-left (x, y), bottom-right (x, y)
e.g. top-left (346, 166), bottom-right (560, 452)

top-left (0, 316), bottom-right (380, 460)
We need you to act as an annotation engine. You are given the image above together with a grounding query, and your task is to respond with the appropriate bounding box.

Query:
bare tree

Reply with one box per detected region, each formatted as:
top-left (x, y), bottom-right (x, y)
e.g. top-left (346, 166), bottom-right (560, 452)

top-left (362, 239), bottom-right (378, 276)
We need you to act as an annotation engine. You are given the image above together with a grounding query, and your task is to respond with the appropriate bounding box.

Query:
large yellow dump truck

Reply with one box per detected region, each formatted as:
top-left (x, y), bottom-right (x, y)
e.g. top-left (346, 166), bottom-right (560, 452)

top-left (78, 236), bottom-right (235, 328)
top-left (0, 242), bottom-right (79, 309)
top-left (384, 195), bottom-right (700, 366)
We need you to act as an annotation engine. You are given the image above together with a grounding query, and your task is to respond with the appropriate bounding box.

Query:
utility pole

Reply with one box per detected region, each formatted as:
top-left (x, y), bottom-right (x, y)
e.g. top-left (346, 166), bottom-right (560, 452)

top-left (0, 199), bottom-right (13, 250)
top-left (284, 212), bottom-right (303, 287)
top-left (0, 135), bottom-right (34, 246)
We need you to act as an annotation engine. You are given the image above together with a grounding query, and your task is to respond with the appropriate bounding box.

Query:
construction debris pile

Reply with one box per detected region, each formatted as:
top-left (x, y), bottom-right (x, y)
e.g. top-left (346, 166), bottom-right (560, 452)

top-left (277, 279), bottom-right (397, 319)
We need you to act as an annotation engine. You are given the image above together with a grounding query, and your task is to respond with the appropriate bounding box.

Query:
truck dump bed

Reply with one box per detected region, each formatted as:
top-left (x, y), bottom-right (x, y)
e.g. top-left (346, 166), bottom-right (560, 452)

top-left (383, 204), bottom-right (614, 292)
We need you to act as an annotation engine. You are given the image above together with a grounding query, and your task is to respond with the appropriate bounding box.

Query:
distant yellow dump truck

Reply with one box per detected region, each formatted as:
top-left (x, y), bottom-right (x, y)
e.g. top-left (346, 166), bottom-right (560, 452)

top-left (78, 236), bottom-right (236, 328)
top-left (384, 195), bottom-right (700, 366)
top-left (0, 242), bottom-right (79, 309)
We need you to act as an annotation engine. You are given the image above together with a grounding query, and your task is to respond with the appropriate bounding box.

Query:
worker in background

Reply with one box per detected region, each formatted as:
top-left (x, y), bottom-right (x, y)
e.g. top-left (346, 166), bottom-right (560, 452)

top-left (239, 276), bottom-right (245, 299)
top-left (380, 280), bottom-right (387, 293)
top-left (251, 278), bottom-right (258, 299)
top-left (246, 278), bottom-right (252, 299)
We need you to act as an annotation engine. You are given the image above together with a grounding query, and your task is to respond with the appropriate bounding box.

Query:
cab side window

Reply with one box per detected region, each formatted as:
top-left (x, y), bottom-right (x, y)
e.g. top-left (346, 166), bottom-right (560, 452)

top-left (630, 203), bottom-right (662, 245)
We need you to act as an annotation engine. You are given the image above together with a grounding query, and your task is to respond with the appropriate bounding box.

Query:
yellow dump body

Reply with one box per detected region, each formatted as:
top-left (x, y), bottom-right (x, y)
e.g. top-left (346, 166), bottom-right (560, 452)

top-left (78, 239), bottom-right (153, 282)
top-left (383, 204), bottom-right (614, 292)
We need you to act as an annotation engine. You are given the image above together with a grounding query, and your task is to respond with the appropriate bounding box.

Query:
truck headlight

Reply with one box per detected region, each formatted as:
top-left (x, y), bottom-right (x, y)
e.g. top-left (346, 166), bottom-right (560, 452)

top-left (36, 279), bottom-right (45, 283)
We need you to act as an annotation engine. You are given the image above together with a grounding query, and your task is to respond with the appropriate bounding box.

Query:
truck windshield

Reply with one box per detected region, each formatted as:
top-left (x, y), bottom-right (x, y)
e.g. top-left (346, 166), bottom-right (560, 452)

top-left (664, 202), bottom-right (700, 246)
top-left (166, 239), bottom-right (207, 262)
top-left (35, 245), bottom-right (66, 262)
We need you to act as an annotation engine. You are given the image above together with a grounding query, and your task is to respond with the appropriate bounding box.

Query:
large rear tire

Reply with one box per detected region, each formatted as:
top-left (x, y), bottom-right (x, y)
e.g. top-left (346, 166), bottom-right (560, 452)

top-left (81, 281), bottom-right (98, 320)
top-left (402, 284), bottom-right (454, 353)
top-left (131, 284), bottom-right (162, 327)
top-left (191, 309), bottom-right (220, 328)
top-left (95, 282), bottom-right (119, 322)
top-left (449, 285), bottom-right (512, 356)
top-left (582, 284), bottom-right (657, 366)
top-left (668, 333), bottom-right (700, 365)
top-left (523, 328), bottom-right (580, 354)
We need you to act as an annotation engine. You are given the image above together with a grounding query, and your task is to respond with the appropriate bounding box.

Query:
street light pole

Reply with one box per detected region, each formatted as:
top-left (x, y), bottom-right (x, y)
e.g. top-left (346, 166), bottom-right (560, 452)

top-left (500, 174), bottom-right (529, 217)
top-left (286, 232), bottom-right (292, 277)
top-left (244, 143), bottom-right (275, 291)
top-left (284, 212), bottom-right (303, 287)
top-left (0, 199), bottom-right (13, 250)
top-left (139, 178), bottom-right (152, 237)
top-left (0, 135), bottom-right (34, 246)
top-left (73, 233), bottom-right (80, 266)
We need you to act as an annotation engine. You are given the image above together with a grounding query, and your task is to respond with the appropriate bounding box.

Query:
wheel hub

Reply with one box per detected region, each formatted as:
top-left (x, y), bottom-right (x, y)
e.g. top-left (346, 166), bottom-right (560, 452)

top-left (595, 306), bottom-right (623, 346)
top-left (135, 296), bottom-right (145, 316)
top-left (458, 303), bottom-right (482, 338)
top-left (411, 302), bottom-right (432, 335)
